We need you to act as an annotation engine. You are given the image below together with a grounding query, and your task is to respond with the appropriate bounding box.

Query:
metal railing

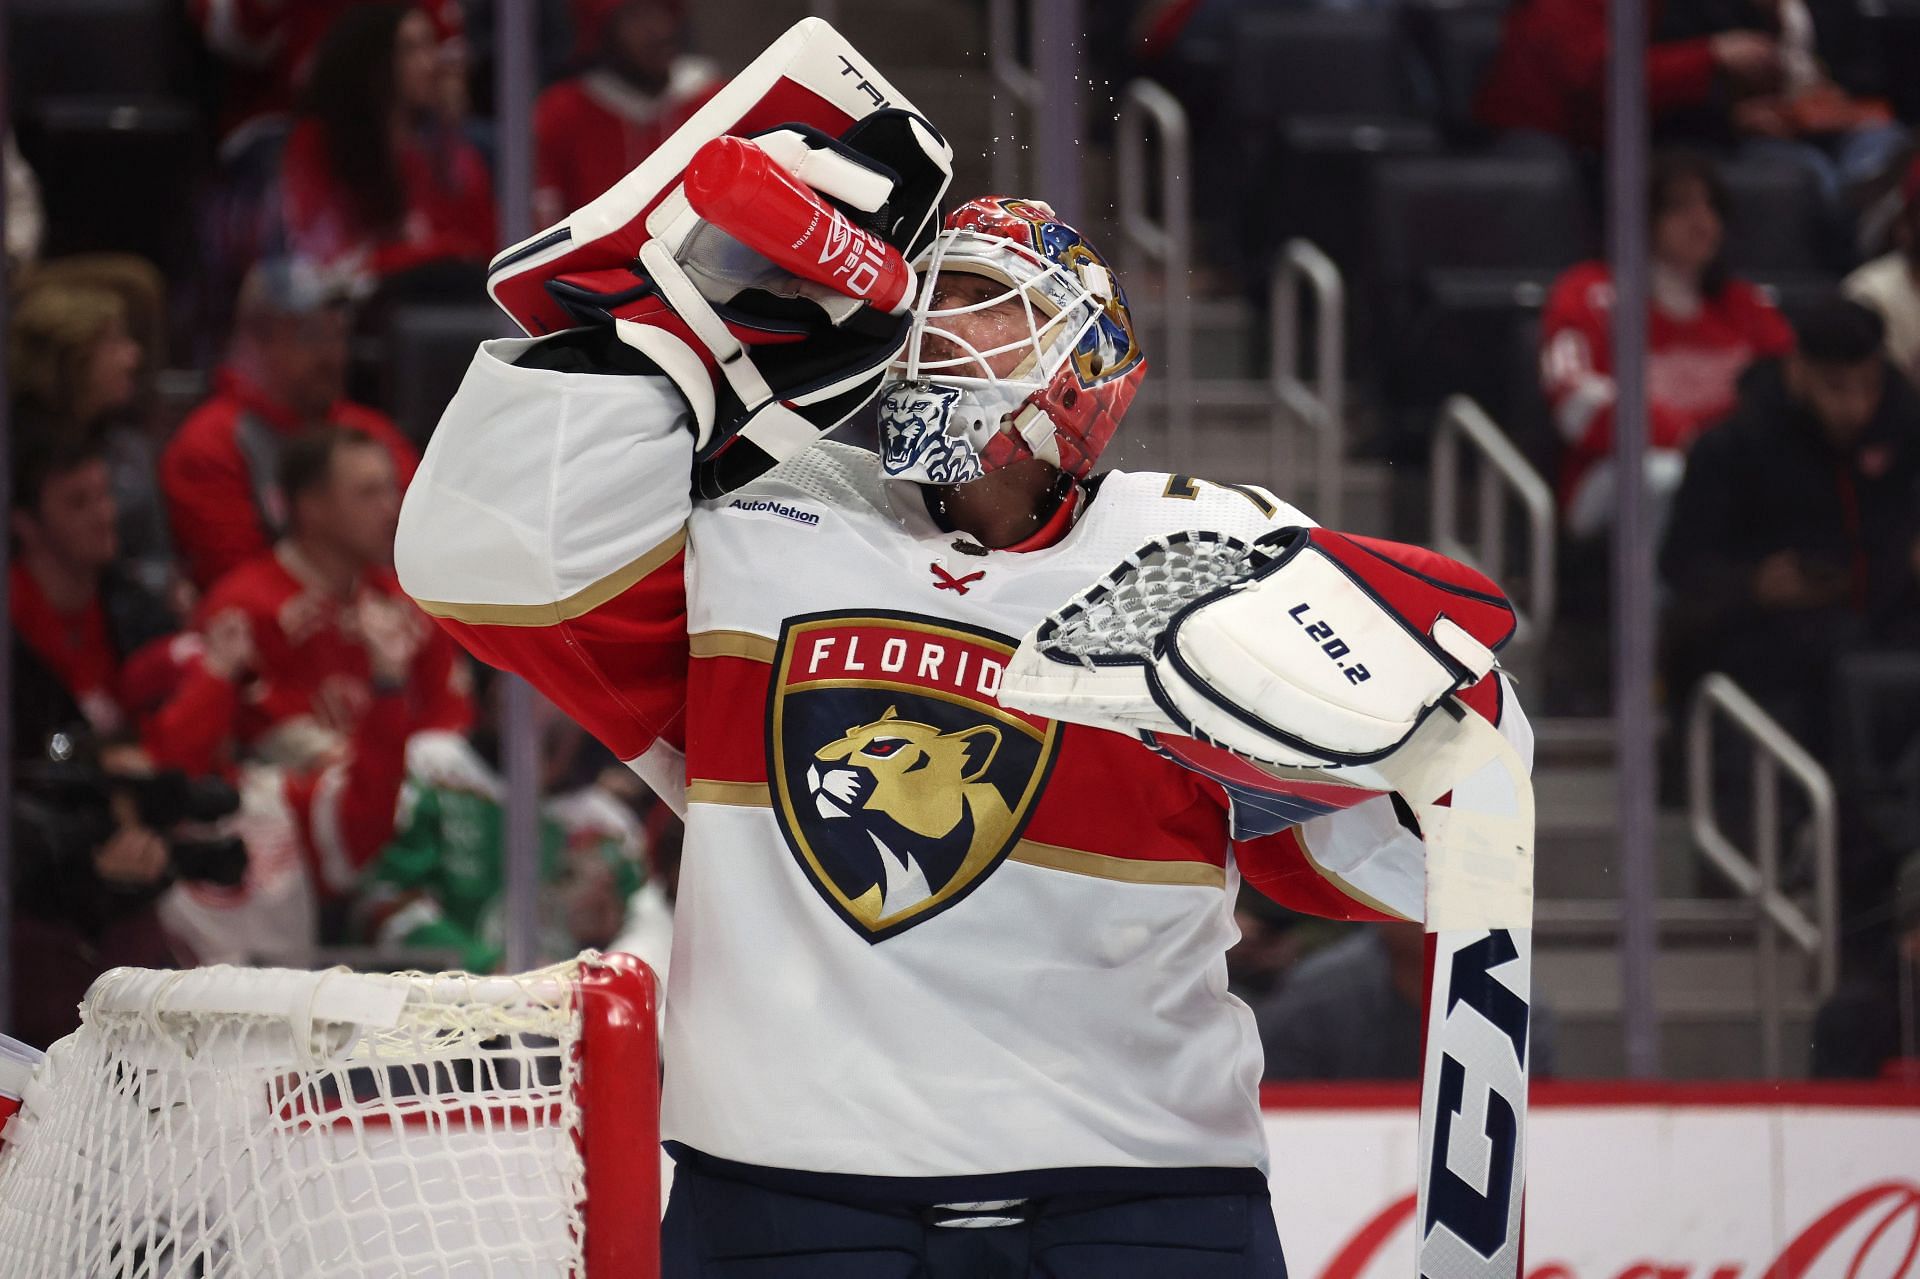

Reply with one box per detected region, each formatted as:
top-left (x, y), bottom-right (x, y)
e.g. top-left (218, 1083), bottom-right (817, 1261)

top-left (1269, 239), bottom-right (1345, 526)
top-left (1686, 673), bottom-right (1840, 1077)
top-left (1116, 78), bottom-right (1194, 461)
top-left (986, 0), bottom-right (1040, 194)
top-left (1429, 395), bottom-right (1557, 639)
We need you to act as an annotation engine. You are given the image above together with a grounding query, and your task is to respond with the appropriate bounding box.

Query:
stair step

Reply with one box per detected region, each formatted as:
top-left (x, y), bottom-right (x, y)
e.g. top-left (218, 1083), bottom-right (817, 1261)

top-left (1551, 1012), bottom-right (1814, 1079)
top-left (1534, 945), bottom-right (1819, 1017)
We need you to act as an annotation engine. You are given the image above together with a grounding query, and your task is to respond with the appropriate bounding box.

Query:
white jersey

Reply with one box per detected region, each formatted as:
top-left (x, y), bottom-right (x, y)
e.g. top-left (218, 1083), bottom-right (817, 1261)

top-left (396, 335), bottom-right (1530, 1196)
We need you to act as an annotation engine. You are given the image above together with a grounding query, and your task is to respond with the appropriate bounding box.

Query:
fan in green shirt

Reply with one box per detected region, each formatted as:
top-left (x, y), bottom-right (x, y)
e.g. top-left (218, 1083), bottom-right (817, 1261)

top-left (357, 731), bottom-right (646, 972)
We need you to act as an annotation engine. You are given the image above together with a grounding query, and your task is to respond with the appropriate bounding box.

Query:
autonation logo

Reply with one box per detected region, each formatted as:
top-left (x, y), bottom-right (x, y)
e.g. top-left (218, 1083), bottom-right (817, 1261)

top-left (728, 498), bottom-right (821, 527)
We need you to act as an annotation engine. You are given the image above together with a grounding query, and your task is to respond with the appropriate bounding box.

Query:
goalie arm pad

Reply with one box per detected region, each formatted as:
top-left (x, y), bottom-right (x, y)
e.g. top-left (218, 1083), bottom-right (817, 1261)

top-left (1232, 673), bottom-right (1535, 925)
top-left (395, 330), bottom-right (696, 810)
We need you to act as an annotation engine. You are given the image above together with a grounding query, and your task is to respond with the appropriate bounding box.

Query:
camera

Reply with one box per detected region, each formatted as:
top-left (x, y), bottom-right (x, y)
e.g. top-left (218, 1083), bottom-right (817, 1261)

top-left (15, 727), bottom-right (249, 888)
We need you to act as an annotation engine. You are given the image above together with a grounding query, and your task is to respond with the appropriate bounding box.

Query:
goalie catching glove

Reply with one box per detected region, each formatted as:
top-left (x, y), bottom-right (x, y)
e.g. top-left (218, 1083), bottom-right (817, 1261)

top-left (488, 110), bottom-right (952, 498)
top-left (1000, 525), bottom-right (1517, 774)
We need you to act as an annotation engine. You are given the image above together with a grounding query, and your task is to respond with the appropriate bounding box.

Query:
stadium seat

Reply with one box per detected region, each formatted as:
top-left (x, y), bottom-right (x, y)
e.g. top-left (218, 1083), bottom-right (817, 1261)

top-left (1370, 155), bottom-right (1591, 285)
top-left (1715, 157), bottom-right (1830, 276)
top-left (9, 0), bottom-right (191, 102)
top-left (385, 305), bottom-right (510, 446)
top-left (1229, 11), bottom-right (1441, 301)
top-left (21, 97), bottom-right (206, 284)
top-left (1407, 2), bottom-right (1508, 142)
top-left (1230, 11), bottom-right (1420, 121)
top-left (687, 0), bottom-right (982, 73)
top-left (1367, 154), bottom-right (1593, 453)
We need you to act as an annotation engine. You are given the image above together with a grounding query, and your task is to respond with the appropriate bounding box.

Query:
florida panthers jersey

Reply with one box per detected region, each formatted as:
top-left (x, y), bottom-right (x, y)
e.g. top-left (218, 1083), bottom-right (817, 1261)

top-left (396, 335), bottom-right (1531, 1195)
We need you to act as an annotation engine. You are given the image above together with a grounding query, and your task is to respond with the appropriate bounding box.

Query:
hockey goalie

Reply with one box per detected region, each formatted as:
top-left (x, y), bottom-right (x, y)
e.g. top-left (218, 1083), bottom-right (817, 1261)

top-left (397, 19), bottom-right (1534, 1277)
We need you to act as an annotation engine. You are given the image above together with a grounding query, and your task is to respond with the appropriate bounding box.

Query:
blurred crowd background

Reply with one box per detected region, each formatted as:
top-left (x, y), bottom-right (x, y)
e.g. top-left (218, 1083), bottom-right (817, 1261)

top-left (4, 0), bottom-right (1917, 1083)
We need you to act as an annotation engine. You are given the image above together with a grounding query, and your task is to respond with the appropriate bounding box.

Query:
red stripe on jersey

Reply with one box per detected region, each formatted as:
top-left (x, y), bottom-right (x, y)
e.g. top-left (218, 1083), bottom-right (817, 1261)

top-left (432, 550), bottom-right (690, 762)
top-left (1021, 724), bottom-right (1230, 868)
top-left (684, 650), bottom-right (1233, 869)
top-left (1235, 826), bottom-right (1406, 923)
top-left (686, 654), bottom-right (772, 784)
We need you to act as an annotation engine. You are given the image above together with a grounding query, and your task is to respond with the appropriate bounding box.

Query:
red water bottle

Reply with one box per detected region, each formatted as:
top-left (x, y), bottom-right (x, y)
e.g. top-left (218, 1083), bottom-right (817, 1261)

top-left (684, 135), bottom-right (917, 315)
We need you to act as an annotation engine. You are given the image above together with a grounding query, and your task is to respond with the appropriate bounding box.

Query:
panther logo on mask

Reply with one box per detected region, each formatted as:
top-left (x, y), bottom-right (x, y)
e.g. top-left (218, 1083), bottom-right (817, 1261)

top-left (878, 382), bottom-right (982, 485)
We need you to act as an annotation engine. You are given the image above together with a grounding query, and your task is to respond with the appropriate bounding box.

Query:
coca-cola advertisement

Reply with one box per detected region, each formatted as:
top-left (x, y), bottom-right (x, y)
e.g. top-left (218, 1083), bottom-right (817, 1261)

top-left (1262, 1084), bottom-right (1920, 1279)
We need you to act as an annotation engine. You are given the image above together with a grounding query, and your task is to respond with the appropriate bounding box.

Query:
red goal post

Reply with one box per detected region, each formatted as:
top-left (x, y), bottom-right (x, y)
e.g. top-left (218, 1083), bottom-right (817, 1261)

top-left (0, 951), bottom-right (660, 1278)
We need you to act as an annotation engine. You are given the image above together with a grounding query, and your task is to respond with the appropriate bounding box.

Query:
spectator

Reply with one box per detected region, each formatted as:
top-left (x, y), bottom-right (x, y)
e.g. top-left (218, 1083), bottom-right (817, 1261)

top-left (1846, 157), bottom-right (1920, 388)
top-left (1258, 923), bottom-right (1558, 1081)
top-left (1226, 885), bottom-right (1307, 1004)
top-left (10, 275), bottom-right (173, 591)
top-left (1541, 151), bottom-right (1794, 537)
top-left (1812, 850), bottom-right (1920, 1080)
top-left (1658, 0), bottom-right (1904, 210)
top-left (194, 426), bottom-right (471, 766)
top-left (531, 0), bottom-right (717, 228)
top-left (8, 282), bottom-right (143, 442)
top-left (279, 4), bottom-right (497, 283)
top-left (1256, 923), bottom-right (1427, 1080)
top-left (355, 728), bottom-right (645, 973)
top-left (9, 433), bottom-right (176, 745)
top-left (1660, 297), bottom-right (1920, 752)
top-left (161, 259), bottom-right (418, 592)
top-left (10, 735), bottom-right (181, 1047)
top-left (117, 625), bottom-right (419, 968)
top-left (190, 0), bottom-right (467, 157)
top-left (1476, 0), bottom-right (1787, 151)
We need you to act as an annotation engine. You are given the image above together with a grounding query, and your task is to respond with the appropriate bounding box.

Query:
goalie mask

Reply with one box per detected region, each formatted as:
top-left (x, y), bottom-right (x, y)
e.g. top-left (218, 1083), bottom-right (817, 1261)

top-left (877, 197), bottom-right (1146, 486)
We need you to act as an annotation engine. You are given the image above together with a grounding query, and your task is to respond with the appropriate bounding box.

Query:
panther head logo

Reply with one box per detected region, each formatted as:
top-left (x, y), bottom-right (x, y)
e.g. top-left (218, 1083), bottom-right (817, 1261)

top-left (771, 614), bottom-right (1058, 942)
top-left (806, 707), bottom-right (1013, 925)
top-left (878, 382), bottom-right (982, 484)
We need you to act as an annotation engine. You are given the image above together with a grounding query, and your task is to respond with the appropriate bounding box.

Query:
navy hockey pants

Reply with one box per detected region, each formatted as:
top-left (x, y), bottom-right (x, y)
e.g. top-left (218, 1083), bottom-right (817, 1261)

top-left (660, 1160), bottom-right (1289, 1279)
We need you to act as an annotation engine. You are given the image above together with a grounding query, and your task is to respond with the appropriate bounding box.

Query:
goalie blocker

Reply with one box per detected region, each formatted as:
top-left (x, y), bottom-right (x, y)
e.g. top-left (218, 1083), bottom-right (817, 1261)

top-left (1000, 525), bottom-right (1535, 1279)
top-left (484, 17), bottom-right (951, 500)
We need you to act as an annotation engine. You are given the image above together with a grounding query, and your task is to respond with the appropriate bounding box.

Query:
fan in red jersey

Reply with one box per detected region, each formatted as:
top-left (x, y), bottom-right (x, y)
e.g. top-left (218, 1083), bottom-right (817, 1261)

top-left (1541, 150), bottom-right (1794, 537)
top-left (533, 0), bottom-right (720, 228)
top-left (199, 425), bottom-right (469, 767)
top-left (9, 432), bottom-right (181, 746)
top-left (162, 259), bottom-right (421, 591)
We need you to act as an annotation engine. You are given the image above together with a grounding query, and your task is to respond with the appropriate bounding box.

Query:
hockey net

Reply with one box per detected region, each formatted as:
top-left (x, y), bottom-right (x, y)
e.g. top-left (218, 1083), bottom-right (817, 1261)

top-left (0, 952), bottom-right (658, 1278)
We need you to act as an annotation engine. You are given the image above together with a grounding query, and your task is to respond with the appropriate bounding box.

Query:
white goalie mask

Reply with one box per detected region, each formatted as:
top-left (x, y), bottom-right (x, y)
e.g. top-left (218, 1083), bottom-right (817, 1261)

top-left (875, 197), bottom-right (1145, 487)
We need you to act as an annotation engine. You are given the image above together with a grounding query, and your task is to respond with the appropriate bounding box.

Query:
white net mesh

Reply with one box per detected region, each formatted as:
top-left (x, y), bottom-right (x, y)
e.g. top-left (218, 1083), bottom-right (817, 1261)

top-left (0, 960), bottom-right (594, 1278)
top-left (1039, 533), bottom-right (1273, 666)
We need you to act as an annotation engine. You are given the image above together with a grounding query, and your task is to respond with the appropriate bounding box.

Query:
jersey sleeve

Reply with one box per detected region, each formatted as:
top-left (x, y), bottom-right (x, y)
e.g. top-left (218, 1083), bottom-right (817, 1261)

top-left (1234, 673), bottom-right (1534, 924)
top-left (139, 658), bottom-right (242, 778)
top-left (395, 332), bottom-right (695, 808)
top-left (161, 414), bottom-right (271, 591)
top-left (288, 690), bottom-right (412, 897)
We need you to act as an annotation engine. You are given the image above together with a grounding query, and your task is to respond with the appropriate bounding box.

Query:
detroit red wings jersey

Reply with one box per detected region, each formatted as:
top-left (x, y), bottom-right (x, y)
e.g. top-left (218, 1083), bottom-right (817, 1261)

top-left (397, 337), bottom-right (1532, 1188)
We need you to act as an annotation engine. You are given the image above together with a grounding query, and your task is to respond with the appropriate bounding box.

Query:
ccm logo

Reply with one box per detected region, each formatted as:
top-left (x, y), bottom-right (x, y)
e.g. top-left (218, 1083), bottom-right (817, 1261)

top-left (1287, 603), bottom-right (1372, 685)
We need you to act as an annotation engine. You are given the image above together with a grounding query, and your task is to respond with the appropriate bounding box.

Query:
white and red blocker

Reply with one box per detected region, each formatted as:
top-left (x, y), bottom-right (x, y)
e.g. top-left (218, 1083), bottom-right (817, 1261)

top-left (685, 135), bottom-right (916, 315)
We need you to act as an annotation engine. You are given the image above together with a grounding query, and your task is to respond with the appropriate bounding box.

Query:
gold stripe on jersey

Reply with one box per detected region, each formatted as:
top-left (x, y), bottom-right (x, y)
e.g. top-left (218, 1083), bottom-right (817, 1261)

top-left (1008, 839), bottom-right (1225, 889)
top-left (411, 528), bottom-right (688, 627)
top-left (690, 630), bottom-right (778, 663)
top-left (1301, 839), bottom-right (1417, 921)
top-left (686, 779), bottom-right (773, 807)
